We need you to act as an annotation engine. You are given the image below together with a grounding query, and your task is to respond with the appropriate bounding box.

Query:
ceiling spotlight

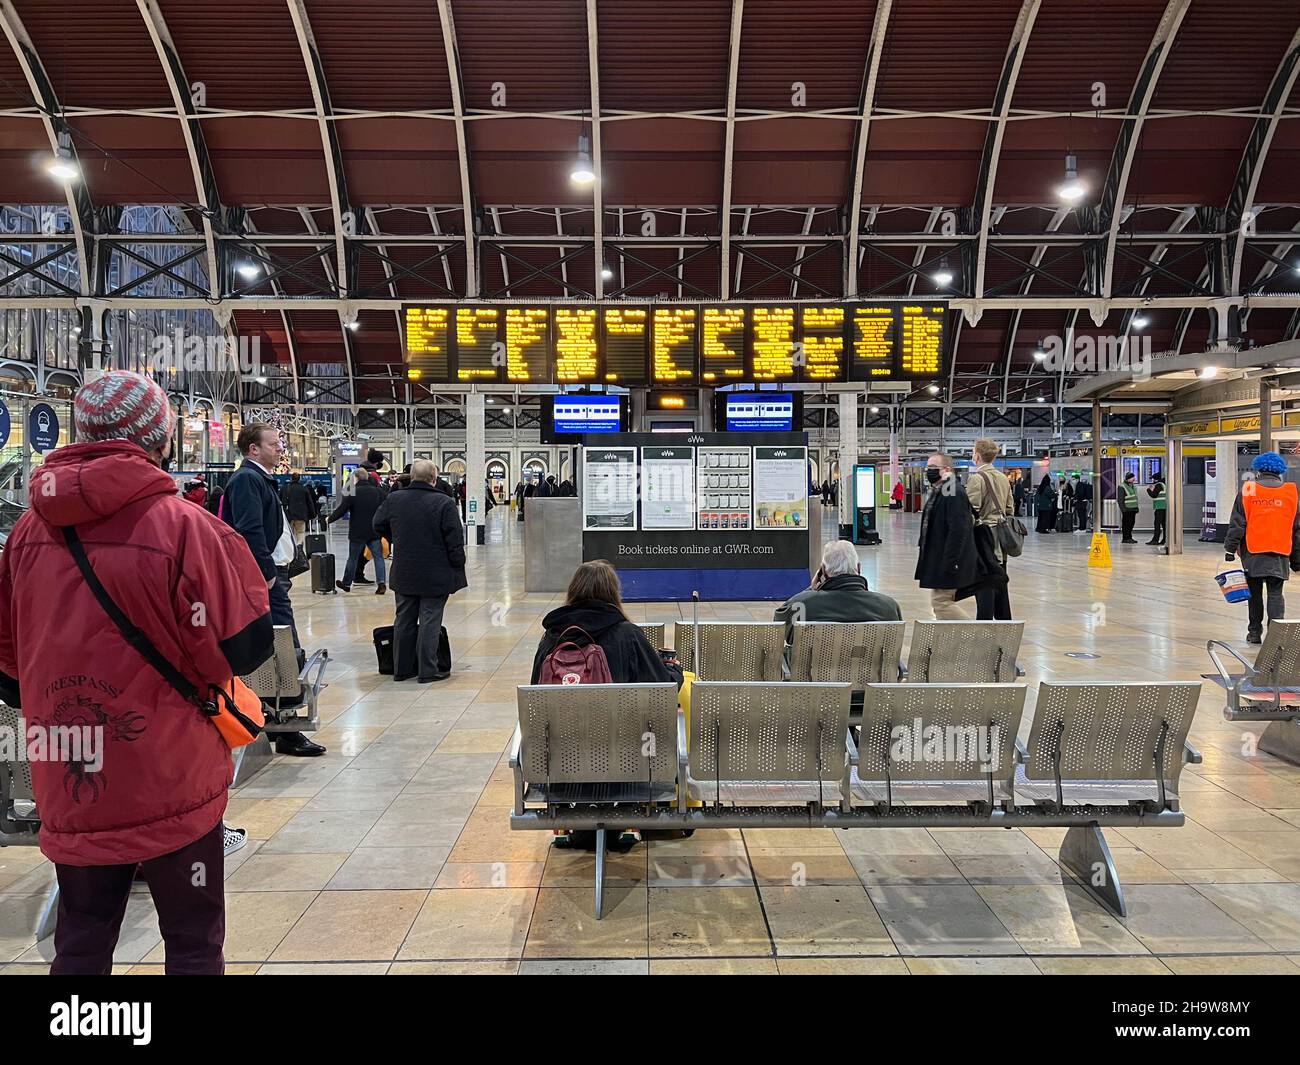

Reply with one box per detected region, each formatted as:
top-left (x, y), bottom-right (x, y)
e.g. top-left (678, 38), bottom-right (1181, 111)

top-left (306, 388), bottom-right (317, 397)
top-left (45, 130), bottom-right (79, 182)
top-left (1057, 151), bottom-right (1084, 202)
top-left (1131, 314), bottom-right (1150, 330)
top-left (1199, 365), bottom-right (1219, 380)
top-left (486, 397), bottom-right (493, 404)
top-left (869, 405), bottom-right (880, 414)
top-left (345, 320), bottom-right (360, 332)
top-left (503, 407), bottom-right (512, 415)
top-left (570, 131), bottom-right (596, 185)
top-left (1032, 340), bottom-right (1046, 361)
top-left (254, 375), bottom-right (267, 384)
top-left (1035, 395), bottom-right (1046, 403)
top-left (376, 408), bottom-right (386, 415)
top-left (926, 384), bottom-right (940, 395)
top-left (236, 262), bottom-right (261, 280)
top-left (601, 260), bottom-right (613, 281)
top-left (71, 326), bottom-right (81, 337)
top-left (932, 258), bottom-right (953, 288)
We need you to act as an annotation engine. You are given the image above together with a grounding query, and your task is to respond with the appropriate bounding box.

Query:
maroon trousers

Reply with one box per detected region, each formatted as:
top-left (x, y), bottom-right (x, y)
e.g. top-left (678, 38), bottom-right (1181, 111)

top-left (51, 821), bottom-right (225, 975)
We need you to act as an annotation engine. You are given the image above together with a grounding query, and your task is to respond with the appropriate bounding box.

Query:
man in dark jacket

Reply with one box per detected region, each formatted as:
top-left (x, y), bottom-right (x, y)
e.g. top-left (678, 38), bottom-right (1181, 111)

top-left (280, 471), bottom-right (317, 546)
top-left (0, 371), bottom-right (274, 974)
top-left (775, 539), bottom-right (901, 638)
top-left (328, 468), bottom-right (387, 593)
top-left (373, 460), bottom-right (466, 681)
top-left (224, 423), bottom-right (325, 757)
top-left (914, 452), bottom-right (978, 619)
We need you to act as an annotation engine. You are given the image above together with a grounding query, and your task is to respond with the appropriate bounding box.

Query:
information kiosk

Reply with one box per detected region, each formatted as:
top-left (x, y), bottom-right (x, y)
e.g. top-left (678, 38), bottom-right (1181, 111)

top-left (853, 463), bottom-right (880, 545)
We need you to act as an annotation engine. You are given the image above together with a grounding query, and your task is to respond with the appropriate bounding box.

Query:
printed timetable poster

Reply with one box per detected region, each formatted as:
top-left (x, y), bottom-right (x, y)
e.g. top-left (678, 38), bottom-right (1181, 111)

top-left (582, 446), bottom-right (638, 530)
top-left (641, 446), bottom-right (695, 530)
top-left (753, 445), bottom-right (808, 529)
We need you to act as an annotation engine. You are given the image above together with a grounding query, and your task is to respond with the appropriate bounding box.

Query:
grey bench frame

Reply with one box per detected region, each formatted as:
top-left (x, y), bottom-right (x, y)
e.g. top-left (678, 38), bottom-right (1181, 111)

top-left (904, 620), bottom-right (1025, 682)
top-left (240, 626), bottom-right (329, 735)
top-left (510, 679), bottom-right (1202, 919)
top-left (1206, 626), bottom-right (1300, 767)
top-left (674, 621), bottom-right (785, 681)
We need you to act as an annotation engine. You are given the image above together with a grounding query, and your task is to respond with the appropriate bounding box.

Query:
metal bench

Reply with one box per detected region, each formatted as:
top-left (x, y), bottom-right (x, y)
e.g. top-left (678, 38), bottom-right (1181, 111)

top-left (0, 702), bottom-right (38, 841)
top-left (686, 681), bottom-right (852, 808)
top-left (904, 620), bottom-right (1025, 682)
top-left (1206, 624), bottom-right (1300, 766)
top-left (240, 626), bottom-right (328, 734)
top-left (675, 621), bottom-right (785, 680)
top-left (637, 622), bottom-right (667, 651)
top-left (508, 682), bottom-right (679, 918)
top-left (1015, 680), bottom-right (1202, 916)
top-left (787, 621), bottom-right (905, 686)
top-left (851, 682), bottom-right (1026, 806)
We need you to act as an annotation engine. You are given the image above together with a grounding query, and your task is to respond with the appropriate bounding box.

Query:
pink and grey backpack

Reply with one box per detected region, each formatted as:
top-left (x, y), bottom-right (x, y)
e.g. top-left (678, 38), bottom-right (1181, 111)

top-left (538, 626), bottom-right (612, 685)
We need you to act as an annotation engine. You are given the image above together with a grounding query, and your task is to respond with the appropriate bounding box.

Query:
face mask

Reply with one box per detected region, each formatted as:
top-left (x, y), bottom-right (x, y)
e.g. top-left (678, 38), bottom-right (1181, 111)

top-left (926, 467), bottom-right (942, 485)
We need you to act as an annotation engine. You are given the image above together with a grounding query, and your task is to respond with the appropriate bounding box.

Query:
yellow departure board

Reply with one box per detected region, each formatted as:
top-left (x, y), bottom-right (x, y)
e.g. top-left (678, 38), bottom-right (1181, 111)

top-left (899, 304), bottom-right (945, 376)
top-left (505, 306), bottom-right (549, 383)
top-left (701, 305), bottom-right (745, 382)
top-left (403, 306), bottom-right (450, 379)
top-left (849, 304), bottom-right (896, 380)
top-left (800, 305), bottom-right (845, 382)
top-left (455, 307), bottom-right (500, 381)
top-left (652, 306), bottom-right (697, 384)
top-left (750, 305), bottom-right (797, 382)
top-left (554, 307), bottom-right (600, 383)
top-left (603, 307), bottom-right (648, 385)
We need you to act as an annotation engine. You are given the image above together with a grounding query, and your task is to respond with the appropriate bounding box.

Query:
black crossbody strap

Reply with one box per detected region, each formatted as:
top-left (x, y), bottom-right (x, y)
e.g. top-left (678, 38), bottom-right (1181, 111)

top-left (62, 525), bottom-right (204, 707)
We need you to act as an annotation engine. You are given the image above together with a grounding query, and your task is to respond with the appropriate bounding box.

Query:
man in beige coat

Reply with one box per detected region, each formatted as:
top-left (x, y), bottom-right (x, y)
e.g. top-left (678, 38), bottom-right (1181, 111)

top-left (965, 438), bottom-right (1014, 620)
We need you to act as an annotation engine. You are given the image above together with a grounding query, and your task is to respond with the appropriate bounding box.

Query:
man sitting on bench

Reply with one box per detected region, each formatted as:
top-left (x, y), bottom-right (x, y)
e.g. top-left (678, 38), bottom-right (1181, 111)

top-left (774, 539), bottom-right (902, 639)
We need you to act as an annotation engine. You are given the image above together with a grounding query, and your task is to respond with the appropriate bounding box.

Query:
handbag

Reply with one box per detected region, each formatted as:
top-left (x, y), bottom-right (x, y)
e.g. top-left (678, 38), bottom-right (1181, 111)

top-left (62, 525), bottom-right (265, 749)
top-left (287, 543), bottom-right (310, 578)
top-left (978, 470), bottom-right (1026, 558)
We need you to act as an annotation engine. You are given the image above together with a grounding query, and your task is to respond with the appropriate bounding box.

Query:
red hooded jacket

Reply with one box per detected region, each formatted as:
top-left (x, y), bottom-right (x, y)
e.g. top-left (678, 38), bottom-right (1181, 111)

top-left (0, 441), bottom-right (274, 865)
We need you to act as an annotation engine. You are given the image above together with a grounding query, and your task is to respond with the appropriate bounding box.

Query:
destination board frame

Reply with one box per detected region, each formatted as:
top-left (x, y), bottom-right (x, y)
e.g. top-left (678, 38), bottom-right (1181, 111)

top-left (402, 301), bottom-right (948, 386)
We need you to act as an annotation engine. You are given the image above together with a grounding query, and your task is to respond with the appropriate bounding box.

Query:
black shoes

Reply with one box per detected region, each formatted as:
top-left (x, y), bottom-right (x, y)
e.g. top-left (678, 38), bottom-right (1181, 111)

top-left (275, 732), bottom-right (326, 757)
top-left (376, 582), bottom-right (387, 595)
top-left (1247, 632), bottom-right (1263, 645)
top-left (417, 673), bottom-right (451, 684)
top-left (335, 580), bottom-right (351, 592)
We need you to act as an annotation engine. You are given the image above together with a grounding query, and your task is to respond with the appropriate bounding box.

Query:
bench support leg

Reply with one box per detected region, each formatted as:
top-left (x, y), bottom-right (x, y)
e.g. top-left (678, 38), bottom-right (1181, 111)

top-left (36, 881), bottom-right (58, 941)
top-left (1060, 823), bottom-right (1126, 918)
top-left (232, 733), bottom-right (273, 788)
top-left (594, 828), bottom-right (606, 921)
top-left (1258, 719), bottom-right (1300, 767)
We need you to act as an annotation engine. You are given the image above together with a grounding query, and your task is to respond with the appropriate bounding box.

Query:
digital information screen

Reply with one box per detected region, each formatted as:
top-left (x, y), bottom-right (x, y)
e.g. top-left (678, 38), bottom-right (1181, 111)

top-left (724, 393), bottom-right (795, 432)
top-left (750, 305), bottom-right (797, 382)
top-left (554, 307), bottom-right (600, 383)
top-left (701, 305), bottom-right (746, 383)
top-left (603, 307), bottom-right (648, 386)
top-left (403, 306), bottom-right (450, 380)
top-left (800, 305), bottom-right (845, 382)
top-left (505, 307), bottom-right (549, 383)
top-left (455, 307), bottom-right (500, 382)
top-left (652, 307), bottom-right (698, 384)
top-left (552, 395), bottom-right (623, 435)
top-left (402, 301), bottom-right (945, 384)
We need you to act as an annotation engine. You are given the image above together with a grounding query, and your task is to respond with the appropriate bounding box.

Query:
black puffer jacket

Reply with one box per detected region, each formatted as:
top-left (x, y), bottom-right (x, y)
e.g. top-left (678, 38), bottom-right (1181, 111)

top-left (530, 601), bottom-right (676, 685)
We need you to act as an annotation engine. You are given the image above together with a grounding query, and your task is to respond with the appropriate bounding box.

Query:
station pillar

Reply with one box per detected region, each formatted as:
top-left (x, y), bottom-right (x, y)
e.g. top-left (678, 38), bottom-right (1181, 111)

top-left (466, 392), bottom-right (486, 546)
top-left (838, 392), bottom-right (858, 539)
top-left (1166, 436), bottom-right (1183, 556)
top-left (1260, 378), bottom-right (1273, 453)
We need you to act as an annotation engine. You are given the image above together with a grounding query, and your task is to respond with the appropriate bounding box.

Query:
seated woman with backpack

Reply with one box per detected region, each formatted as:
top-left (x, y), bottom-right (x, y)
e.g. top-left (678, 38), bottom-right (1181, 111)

top-left (531, 559), bottom-right (679, 851)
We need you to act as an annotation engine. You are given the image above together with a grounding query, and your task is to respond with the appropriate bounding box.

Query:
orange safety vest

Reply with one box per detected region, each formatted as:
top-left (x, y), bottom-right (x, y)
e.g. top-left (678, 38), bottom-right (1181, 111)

top-left (1244, 480), bottom-right (1299, 555)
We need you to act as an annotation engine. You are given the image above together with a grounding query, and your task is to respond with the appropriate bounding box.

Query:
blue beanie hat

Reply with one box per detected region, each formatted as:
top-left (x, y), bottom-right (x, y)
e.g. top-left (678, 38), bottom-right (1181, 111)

top-left (1252, 452), bottom-right (1287, 476)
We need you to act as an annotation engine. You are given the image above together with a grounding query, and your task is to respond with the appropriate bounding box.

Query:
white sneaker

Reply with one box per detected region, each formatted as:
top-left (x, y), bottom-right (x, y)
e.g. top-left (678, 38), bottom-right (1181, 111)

top-left (223, 825), bottom-right (248, 857)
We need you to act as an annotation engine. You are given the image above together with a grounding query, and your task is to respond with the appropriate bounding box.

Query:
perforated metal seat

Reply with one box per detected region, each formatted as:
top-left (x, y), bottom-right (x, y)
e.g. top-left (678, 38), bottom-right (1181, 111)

top-left (638, 623), bottom-right (666, 651)
top-left (1015, 681), bottom-right (1202, 807)
top-left (1206, 622), bottom-right (1300, 721)
top-left (0, 702), bottom-right (38, 837)
top-left (788, 622), bottom-right (905, 686)
top-left (904, 621), bottom-right (1024, 682)
top-left (687, 681), bottom-right (851, 804)
top-left (851, 683), bottom-right (1026, 804)
top-left (240, 626), bottom-right (328, 732)
top-left (675, 621), bottom-right (785, 680)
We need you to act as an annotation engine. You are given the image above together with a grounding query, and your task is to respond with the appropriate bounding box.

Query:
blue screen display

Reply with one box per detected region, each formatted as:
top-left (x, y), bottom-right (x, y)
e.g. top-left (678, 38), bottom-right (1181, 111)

top-left (724, 393), bottom-right (794, 432)
top-left (552, 395), bottom-right (623, 435)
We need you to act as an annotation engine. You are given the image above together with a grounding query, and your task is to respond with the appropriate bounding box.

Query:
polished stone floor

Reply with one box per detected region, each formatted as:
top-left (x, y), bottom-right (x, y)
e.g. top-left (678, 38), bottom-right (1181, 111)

top-left (4, 507), bottom-right (1300, 975)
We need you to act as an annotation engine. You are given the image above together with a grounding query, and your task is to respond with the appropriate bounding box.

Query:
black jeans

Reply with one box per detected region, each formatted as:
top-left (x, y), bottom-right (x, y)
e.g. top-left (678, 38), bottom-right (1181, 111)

top-left (52, 821), bottom-right (225, 975)
top-left (975, 562), bottom-right (1013, 620)
top-left (394, 592), bottom-right (448, 680)
top-left (1247, 575), bottom-right (1285, 636)
top-left (1121, 509), bottom-right (1138, 541)
top-left (1150, 510), bottom-right (1167, 544)
top-left (1075, 500), bottom-right (1089, 532)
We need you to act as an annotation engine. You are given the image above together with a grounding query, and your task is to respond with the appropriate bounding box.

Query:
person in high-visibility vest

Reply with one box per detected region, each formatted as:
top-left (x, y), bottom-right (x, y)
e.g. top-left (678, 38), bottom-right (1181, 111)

top-left (1224, 451), bottom-right (1300, 644)
top-left (1117, 471), bottom-right (1140, 543)
top-left (1146, 473), bottom-right (1167, 546)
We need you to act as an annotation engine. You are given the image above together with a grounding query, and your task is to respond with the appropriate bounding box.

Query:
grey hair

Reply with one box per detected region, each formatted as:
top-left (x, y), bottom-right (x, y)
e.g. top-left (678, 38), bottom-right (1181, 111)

top-left (821, 540), bottom-right (860, 578)
top-left (410, 458), bottom-right (436, 483)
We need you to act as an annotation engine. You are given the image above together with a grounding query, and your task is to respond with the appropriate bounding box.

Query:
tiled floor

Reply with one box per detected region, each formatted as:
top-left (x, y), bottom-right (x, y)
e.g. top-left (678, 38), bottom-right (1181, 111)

top-left (5, 508), bottom-right (1300, 975)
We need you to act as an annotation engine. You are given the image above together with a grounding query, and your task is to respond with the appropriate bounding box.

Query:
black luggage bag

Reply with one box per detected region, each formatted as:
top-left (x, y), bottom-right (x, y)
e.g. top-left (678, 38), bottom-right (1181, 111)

top-left (373, 624), bottom-right (452, 675)
top-left (310, 552), bottom-right (336, 594)
top-left (1055, 508), bottom-right (1074, 534)
top-left (305, 532), bottom-right (326, 557)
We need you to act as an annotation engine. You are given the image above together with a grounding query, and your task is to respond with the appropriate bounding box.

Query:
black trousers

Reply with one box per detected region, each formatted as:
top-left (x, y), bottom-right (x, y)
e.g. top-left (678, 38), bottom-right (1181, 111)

top-left (1121, 509), bottom-right (1138, 541)
top-left (1247, 576), bottom-right (1285, 636)
top-left (975, 563), bottom-right (1013, 620)
top-left (52, 821), bottom-right (225, 975)
top-left (1075, 500), bottom-right (1090, 532)
top-left (1150, 510), bottom-right (1167, 544)
top-left (394, 592), bottom-right (449, 681)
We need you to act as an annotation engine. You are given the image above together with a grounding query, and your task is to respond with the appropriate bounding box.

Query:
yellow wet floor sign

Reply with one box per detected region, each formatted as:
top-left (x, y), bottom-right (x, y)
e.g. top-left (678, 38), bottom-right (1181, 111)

top-left (1088, 531), bottom-right (1112, 568)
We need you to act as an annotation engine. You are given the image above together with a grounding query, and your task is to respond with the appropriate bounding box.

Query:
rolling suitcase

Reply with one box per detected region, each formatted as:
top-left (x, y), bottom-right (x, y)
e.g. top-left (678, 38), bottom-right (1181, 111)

top-left (310, 552), bottom-right (336, 594)
top-left (1055, 508), bottom-right (1074, 534)
top-left (373, 625), bottom-right (395, 674)
top-left (305, 532), bottom-right (326, 557)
